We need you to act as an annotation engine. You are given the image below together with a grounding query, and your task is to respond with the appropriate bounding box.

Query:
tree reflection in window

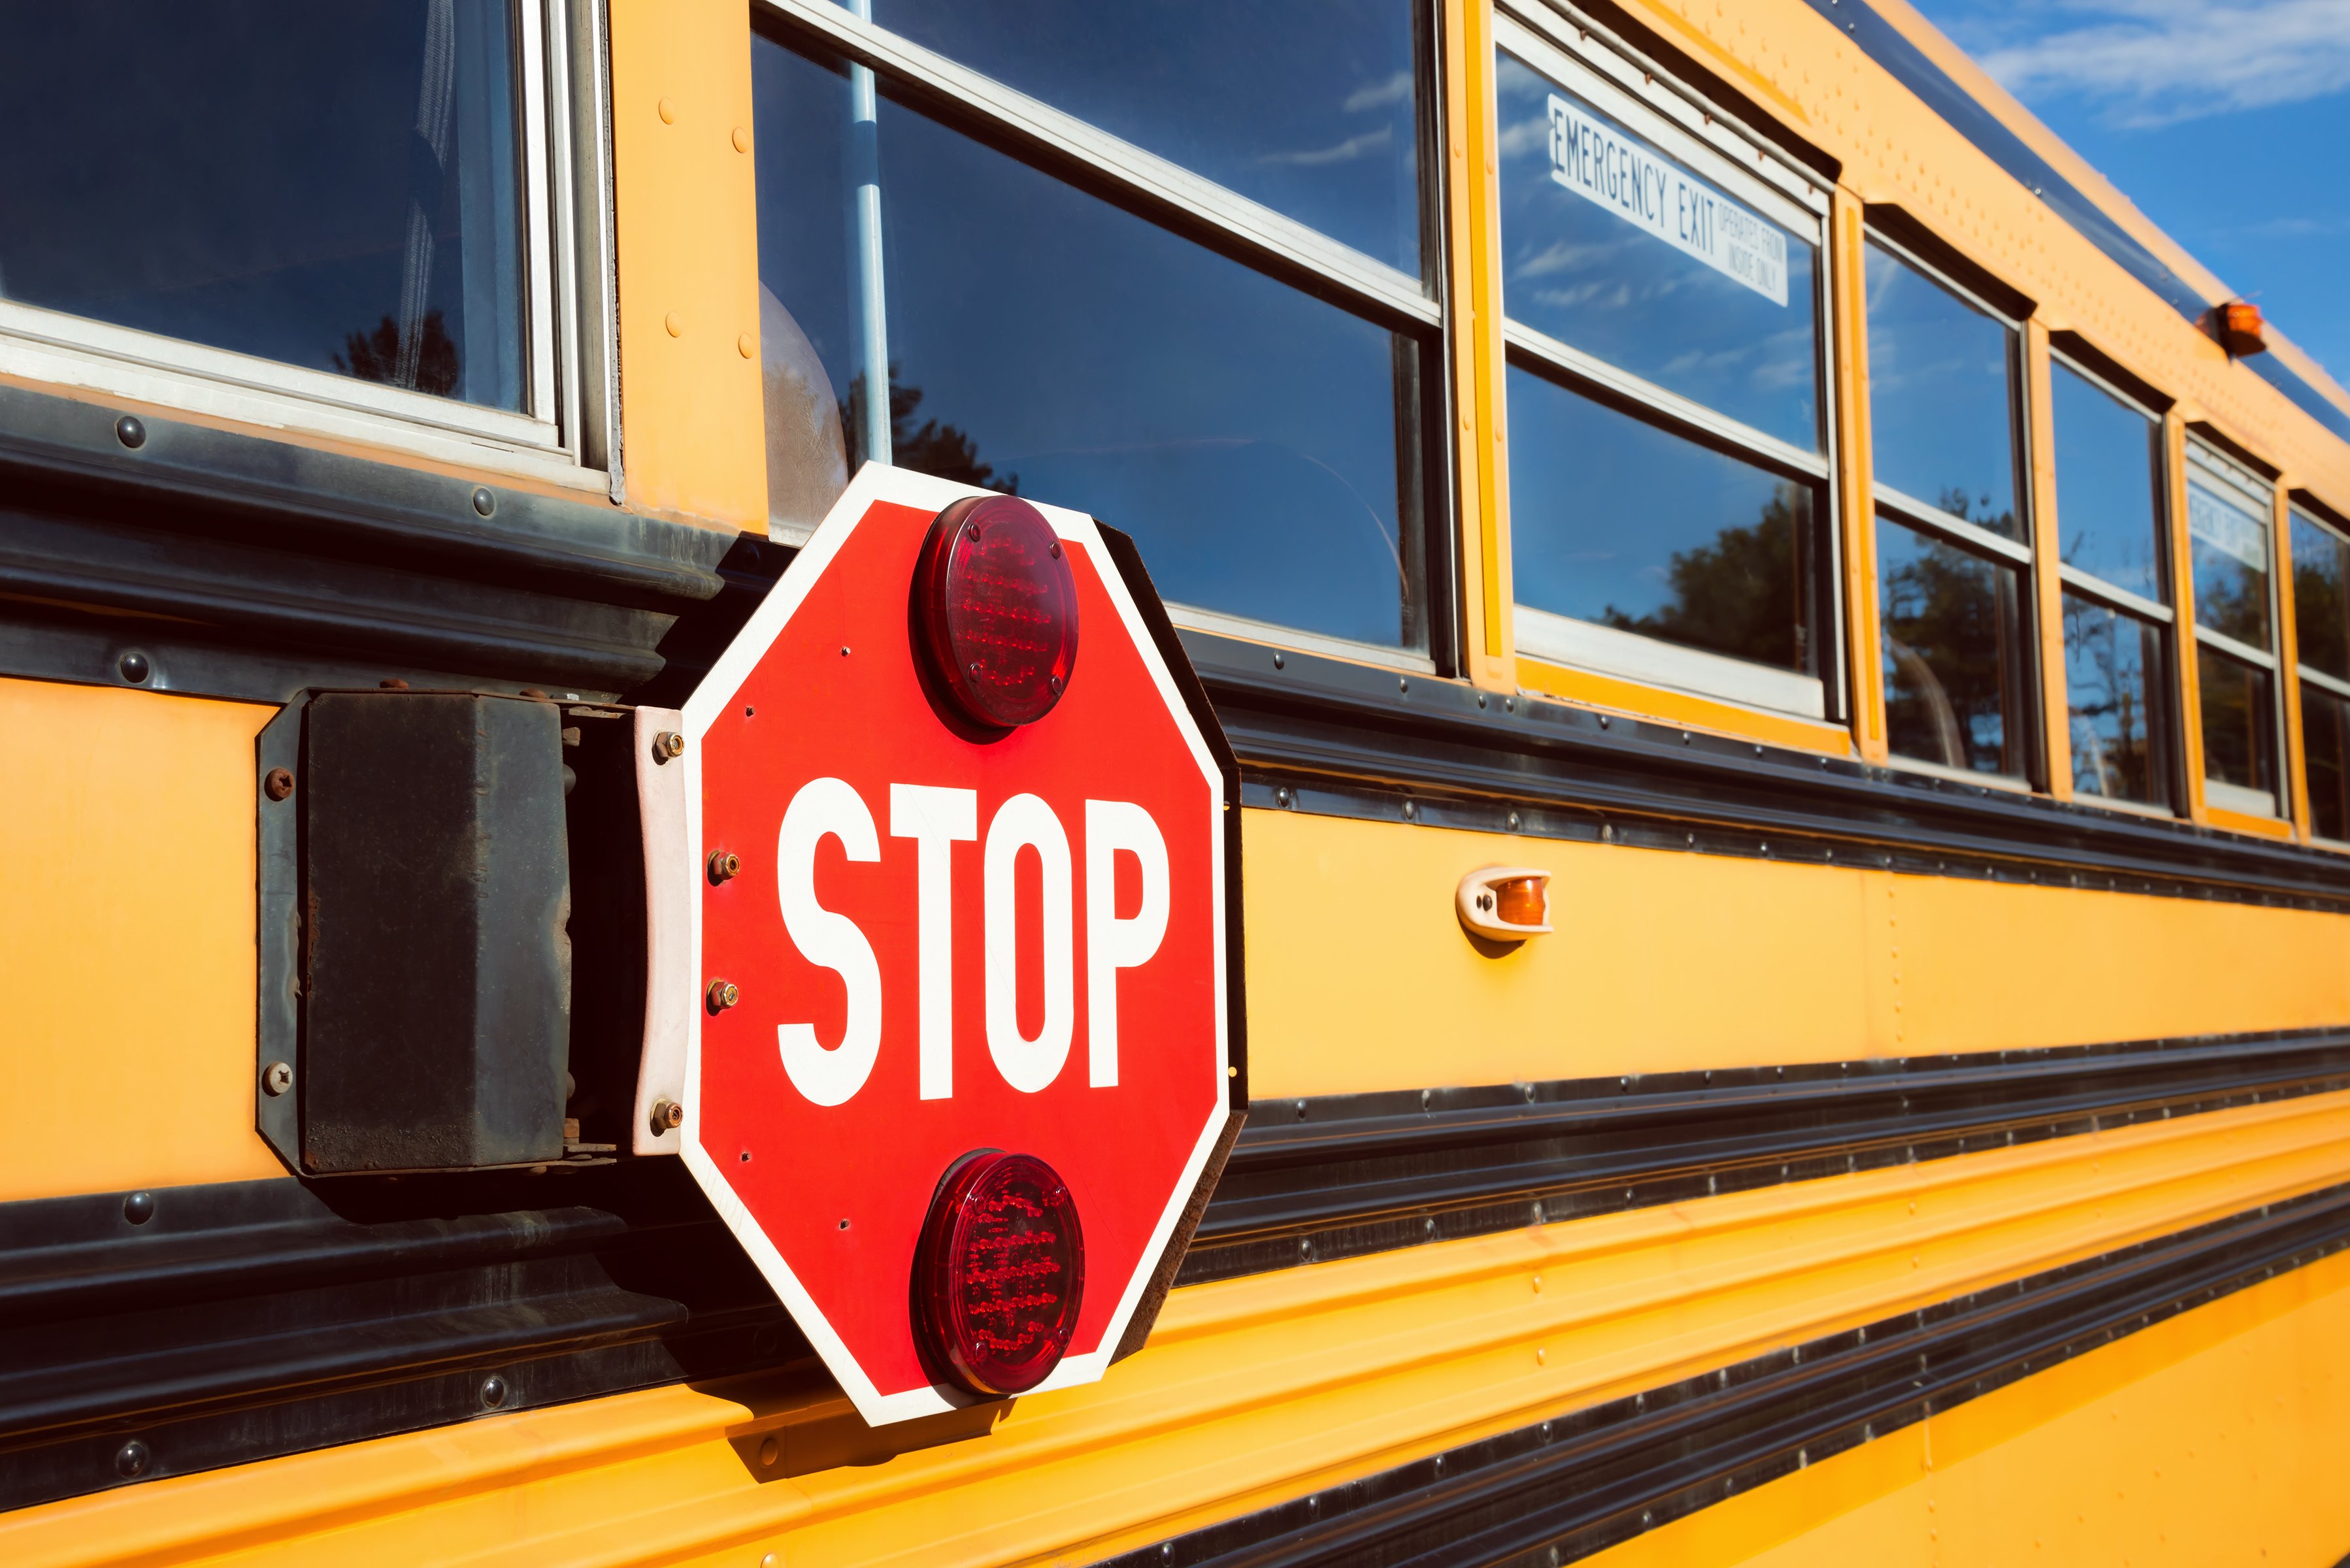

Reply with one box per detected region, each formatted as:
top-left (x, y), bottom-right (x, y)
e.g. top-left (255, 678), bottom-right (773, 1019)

top-left (2062, 594), bottom-right (2166, 807)
top-left (1598, 483), bottom-right (1809, 672)
top-left (1879, 515), bottom-right (2026, 777)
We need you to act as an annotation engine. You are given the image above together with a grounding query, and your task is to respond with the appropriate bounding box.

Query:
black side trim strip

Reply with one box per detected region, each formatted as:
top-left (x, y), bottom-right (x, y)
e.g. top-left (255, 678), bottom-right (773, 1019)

top-left (1182, 630), bottom-right (2350, 909)
top-left (1119, 1184), bottom-right (2350, 1568)
top-left (1181, 1026), bottom-right (2350, 1284)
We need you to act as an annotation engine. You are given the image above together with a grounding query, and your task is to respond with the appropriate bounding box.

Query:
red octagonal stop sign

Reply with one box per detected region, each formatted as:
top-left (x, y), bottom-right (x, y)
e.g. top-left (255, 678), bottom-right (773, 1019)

top-left (670, 466), bottom-right (1241, 1424)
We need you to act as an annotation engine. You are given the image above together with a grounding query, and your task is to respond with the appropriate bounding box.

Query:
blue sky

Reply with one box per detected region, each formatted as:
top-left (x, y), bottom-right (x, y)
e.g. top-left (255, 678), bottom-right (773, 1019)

top-left (1907, 0), bottom-right (2350, 387)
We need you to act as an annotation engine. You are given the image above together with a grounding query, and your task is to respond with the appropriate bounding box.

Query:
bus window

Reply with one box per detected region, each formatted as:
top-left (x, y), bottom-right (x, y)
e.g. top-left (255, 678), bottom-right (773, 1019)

top-left (2051, 358), bottom-right (2174, 811)
top-left (2291, 506), bottom-right (2350, 840)
top-left (1492, 21), bottom-right (1831, 720)
top-left (2187, 448), bottom-right (2283, 818)
top-left (1866, 238), bottom-right (2033, 781)
top-left (829, 0), bottom-right (1426, 280)
top-left (0, 0), bottom-right (530, 416)
top-left (751, 27), bottom-right (1433, 657)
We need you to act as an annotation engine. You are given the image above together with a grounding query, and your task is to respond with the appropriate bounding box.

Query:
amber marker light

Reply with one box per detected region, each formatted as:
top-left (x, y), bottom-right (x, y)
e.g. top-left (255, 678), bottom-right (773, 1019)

top-left (2202, 299), bottom-right (2268, 359)
top-left (914, 1151), bottom-right (1085, 1397)
top-left (1457, 866), bottom-right (1554, 942)
top-left (913, 495), bottom-right (1080, 730)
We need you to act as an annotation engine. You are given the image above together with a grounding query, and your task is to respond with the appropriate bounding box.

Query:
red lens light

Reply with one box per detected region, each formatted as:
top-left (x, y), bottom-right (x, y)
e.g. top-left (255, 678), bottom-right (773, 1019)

top-left (914, 1151), bottom-right (1085, 1397)
top-left (914, 495), bottom-right (1080, 728)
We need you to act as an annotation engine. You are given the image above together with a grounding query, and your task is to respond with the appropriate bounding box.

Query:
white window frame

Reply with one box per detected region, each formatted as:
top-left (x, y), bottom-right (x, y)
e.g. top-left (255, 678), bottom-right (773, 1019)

top-left (0, 0), bottom-right (608, 492)
top-left (2185, 441), bottom-right (2286, 818)
top-left (1493, 4), bottom-right (1840, 720)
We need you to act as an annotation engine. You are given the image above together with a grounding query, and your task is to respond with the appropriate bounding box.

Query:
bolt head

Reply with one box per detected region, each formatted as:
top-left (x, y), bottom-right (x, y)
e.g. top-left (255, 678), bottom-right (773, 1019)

top-left (122, 1190), bottom-right (155, 1224)
top-left (707, 849), bottom-right (742, 883)
top-left (114, 415), bottom-right (146, 449)
top-left (263, 1060), bottom-right (294, 1096)
top-left (651, 1098), bottom-right (686, 1133)
top-left (263, 767), bottom-right (295, 802)
top-left (117, 651), bottom-right (150, 684)
top-left (471, 486), bottom-right (495, 517)
top-left (480, 1375), bottom-right (507, 1409)
top-left (654, 730), bottom-right (686, 762)
top-left (707, 979), bottom-right (740, 1012)
top-left (114, 1439), bottom-right (150, 1478)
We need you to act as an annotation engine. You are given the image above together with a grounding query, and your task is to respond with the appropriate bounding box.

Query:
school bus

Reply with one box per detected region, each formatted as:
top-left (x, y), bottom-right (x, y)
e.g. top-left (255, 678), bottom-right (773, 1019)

top-left (5, 0), bottom-right (2350, 1563)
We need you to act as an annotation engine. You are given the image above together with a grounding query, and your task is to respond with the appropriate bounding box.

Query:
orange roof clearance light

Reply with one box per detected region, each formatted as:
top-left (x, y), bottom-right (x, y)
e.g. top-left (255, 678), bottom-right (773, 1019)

top-left (2202, 299), bottom-right (2268, 359)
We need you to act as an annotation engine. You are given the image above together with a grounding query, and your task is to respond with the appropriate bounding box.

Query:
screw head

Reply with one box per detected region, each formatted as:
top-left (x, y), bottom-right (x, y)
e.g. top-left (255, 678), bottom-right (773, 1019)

top-left (650, 1098), bottom-right (686, 1134)
top-left (114, 1439), bottom-right (150, 1478)
top-left (707, 978), bottom-right (740, 1013)
top-left (480, 1375), bottom-right (507, 1409)
top-left (114, 415), bottom-right (146, 449)
top-left (471, 486), bottom-right (495, 517)
top-left (263, 1060), bottom-right (294, 1096)
top-left (653, 730), bottom-right (686, 762)
top-left (707, 848), bottom-right (742, 883)
top-left (263, 767), bottom-right (295, 802)
top-left (122, 1190), bottom-right (155, 1224)
top-left (117, 651), bottom-right (150, 684)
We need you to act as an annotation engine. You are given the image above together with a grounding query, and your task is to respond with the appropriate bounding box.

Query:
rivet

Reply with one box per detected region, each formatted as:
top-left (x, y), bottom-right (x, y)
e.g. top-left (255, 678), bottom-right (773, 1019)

top-left (657, 96), bottom-right (677, 123)
top-left (1272, 652), bottom-right (1285, 669)
top-left (1755, 743), bottom-right (1765, 756)
top-left (480, 1375), bottom-right (507, 1409)
top-left (1402, 800), bottom-right (1417, 819)
top-left (114, 1439), bottom-right (150, 1478)
top-left (759, 1436), bottom-right (780, 1467)
top-left (122, 1190), bottom-right (155, 1224)
top-left (1275, 786), bottom-right (1292, 808)
top-left (1681, 731), bottom-right (1691, 744)
top-left (653, 730), bottom-right (686, 762)
top-left (708, 849), bottom-right (742, 883)
top-left (1597, 713), bottom-right (1610, 728)
top-left (1507, 811), bottom-right (1521, 831)
top-left (471, 486), bottom-right (495, 517)
top-left (263, 1060), bottom-right (294, 1096)
top-left (707, 978), bottom-right (741, 1012)
top-left (733, 125), bottom-right (751, 152)
top-left (840, 645), bottom-right (850, 657)
top-left (114, 415), bottom-right (147, 449)
top-left (1398, 676), bottom-right (1409, 694)
top-left (263, 767), bottom-right (295, 802)
top-left (738, 333), bottom-right (755, 359)
top-left (665, 311), bottom-right (683, 337)
top-left (650, 1098), bottom-right (685, 1134)
top-left (117, 651), bottom-right (151, 684)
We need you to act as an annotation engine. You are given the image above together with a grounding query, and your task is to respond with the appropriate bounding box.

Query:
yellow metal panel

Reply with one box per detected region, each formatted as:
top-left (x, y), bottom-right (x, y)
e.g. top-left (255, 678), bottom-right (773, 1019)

top-left (0, 679), bottom-right (284, 1202)
top-left (1830, 187), bottom-right (1889, 766)
top-left (2023, 320), bottom-right (2072, 800)
top-left (1239, 809), bottom-right (2350, 1099)
top-left (1585, 1235), bottom-right (2350, 1568)
top-left (608, 0), bottom-right (766, 531)
top-left (15, 1079), bottom-right (2342, 1566)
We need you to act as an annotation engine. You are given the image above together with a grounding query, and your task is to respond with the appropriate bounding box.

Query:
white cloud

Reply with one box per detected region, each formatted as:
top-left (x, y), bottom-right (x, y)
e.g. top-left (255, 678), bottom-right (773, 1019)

top-left (1342, 71), bottom-right (1414, 114)
top-left (1974, 0), bottom-right (2350, 125)
top-left (1256, 126), bottom-right (1393, 167)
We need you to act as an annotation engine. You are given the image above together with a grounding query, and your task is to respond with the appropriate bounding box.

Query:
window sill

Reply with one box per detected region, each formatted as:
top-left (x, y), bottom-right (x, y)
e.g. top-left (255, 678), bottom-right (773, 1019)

top-left (1513, 653), bottom-right (1853, 757)
top-left (1882, 755), bottom-right (2035, 795)
top-left (1169, 606), bottom-right (1436, 675)
top-left (2204, 796), bottom-right (2296, 841)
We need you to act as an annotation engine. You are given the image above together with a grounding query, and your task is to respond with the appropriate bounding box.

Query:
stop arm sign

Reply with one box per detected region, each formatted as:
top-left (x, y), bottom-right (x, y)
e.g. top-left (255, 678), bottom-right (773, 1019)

top-left (667, 465), bottom-right (1242, 1424)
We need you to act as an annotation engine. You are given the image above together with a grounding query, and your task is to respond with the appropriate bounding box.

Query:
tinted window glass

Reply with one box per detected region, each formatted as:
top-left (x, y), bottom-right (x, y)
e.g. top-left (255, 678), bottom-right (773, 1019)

top-left (1507, 368), bottom-right (1815, 673)
top-left (2198, 647), bottom-right (2276, 803)
top-left (1865, 244), bottom-right (2017, 538)
top-left (2292, 512), bottom-right (2350, 679)
top-left (1879, 515), bottom-right (2028, 776)
top-left (2187, 477), bottom-right (2272, 649)
top-left (861, 0), bottom-right (1424, 275)
top-left (0, 0), bottom-right (526, 410)
top-left (2051, 363), bottom-right (2163, 601)
top-left (2062, 595), bottom-right (2168, 808)
top-left (1495, 52), bottom-right (1819, 449)
top-left (2304, 683), bottom-right (2350, 841)
top-left (754, 38), bottom-right (1423, 651)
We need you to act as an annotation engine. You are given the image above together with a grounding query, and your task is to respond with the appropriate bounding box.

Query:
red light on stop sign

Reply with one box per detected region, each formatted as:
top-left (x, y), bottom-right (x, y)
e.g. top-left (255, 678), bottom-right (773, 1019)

top-left (916, 1151), bottom-right (1085, 1396)
top-left (914, 495), bottom-right (1080, 728)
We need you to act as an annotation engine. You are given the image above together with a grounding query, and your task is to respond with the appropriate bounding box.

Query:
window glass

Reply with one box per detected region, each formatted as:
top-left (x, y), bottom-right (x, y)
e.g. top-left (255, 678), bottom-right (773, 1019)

top-left (1878, 515), bottom-right (2028, 776)
top-left (1495, 52), bottom-right (1819, 449)
top-left (2051, 363), bottom-right (2163, 602)
top-left (858, 0), bottom-right (1424, 276)
top-left (2187, 477), bottom-right (2272, 648)
top-left (2198, 649), bottom-right (2276, 807)
top-left (2304, 683), bottom-right (2350, 841)
top-left (0, 0), bottom-right (527, 411)
top-left (1507, 368), bottom-right (1815, 673)
top-left (754, 37), bottom-right (1424, 651)
top-left (2292, 512), bottom-right (2350, 680)
top-left (1865, 244), bottom-right (2018, 538)
top-left (2062, 595), bottom-right (2168, 808)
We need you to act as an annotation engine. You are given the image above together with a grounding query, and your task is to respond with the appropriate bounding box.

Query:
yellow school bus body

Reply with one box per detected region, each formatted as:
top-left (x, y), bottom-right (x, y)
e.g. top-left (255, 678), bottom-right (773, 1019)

top-left (5, 0), bottom-right (2350, 1563)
